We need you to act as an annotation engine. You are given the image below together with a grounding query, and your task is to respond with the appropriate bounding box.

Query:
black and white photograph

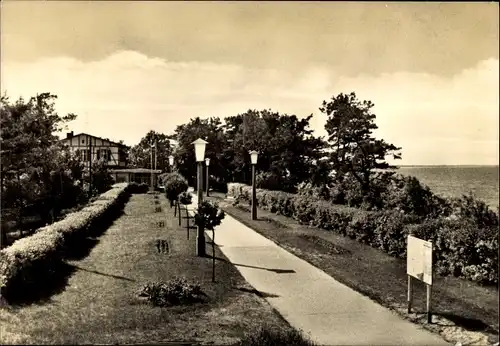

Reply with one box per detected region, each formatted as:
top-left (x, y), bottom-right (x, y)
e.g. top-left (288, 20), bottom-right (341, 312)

top-left (0, 2), bottom-right (498, 345)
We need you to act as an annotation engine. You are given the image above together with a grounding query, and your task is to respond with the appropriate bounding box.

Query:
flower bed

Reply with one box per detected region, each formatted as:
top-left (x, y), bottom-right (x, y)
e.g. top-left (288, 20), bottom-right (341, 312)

top-left (0, 183), bottom-right (131, 301)
top-left (227, 183), bottom-right (498, 285)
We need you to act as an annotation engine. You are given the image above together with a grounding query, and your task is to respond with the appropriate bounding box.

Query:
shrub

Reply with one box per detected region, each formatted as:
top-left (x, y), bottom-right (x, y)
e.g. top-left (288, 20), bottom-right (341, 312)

top-left (228, 182), bottom-right (499, 285)
top-left (129, 182), bottom-right (149, 194)
top-left (382, 175), bottom-right (451, 219)
top-left (178, 191), bottom-right (192, 205)
top-left (297, 182), bottom-right (330, 200)
top-left (164, 173), bottom-right (188, 206)
top-left (194, 200), bottom-right (225, 232)
top-left (448, 193), bottom-right (499, 230)
top-left (235, 326), bottom-right (316, 346)
top-left (255, 171), bottom-right (298, 193)
top-left (137, 277), bottom-right (205, 307)
top-left (0, 183), bottom-right (131, 301)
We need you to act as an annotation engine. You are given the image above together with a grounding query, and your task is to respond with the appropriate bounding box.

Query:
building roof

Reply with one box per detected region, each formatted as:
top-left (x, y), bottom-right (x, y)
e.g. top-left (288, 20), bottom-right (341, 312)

top-left (109, 168), bottom-right (163, 174)
top-left (61, 132), bottom-right (128, 148)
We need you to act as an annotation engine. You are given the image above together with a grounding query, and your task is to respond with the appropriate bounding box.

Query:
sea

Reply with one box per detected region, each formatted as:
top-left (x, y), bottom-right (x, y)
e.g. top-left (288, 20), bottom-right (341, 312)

top-left (397, 166), bottom-right (499, 209)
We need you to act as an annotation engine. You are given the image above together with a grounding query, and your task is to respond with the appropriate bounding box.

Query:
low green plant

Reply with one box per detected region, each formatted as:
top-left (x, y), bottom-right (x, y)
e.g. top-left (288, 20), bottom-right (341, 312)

top-left (178, 191), bottom-right (192, 205)
top-left (137, 277), bottom-right (205, 307)
top-left (164, 173), bottom-right (188, 207)
top-left (194, 200), bottom-right (225, 282)
top-left (227, 182), bottom-right (499, 285)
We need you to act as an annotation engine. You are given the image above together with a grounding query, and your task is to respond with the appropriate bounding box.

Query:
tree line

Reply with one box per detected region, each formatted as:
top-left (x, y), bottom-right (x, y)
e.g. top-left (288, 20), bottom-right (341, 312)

top-left (129, 92), bottom-right (401, 201)
top-left (1, 93), bottom-right (114, 247)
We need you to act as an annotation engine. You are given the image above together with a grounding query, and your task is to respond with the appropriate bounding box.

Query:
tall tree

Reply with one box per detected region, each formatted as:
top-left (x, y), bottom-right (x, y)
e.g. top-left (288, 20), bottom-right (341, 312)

top-left (223, 109), bottom-right (326, 190)
top-left (320, 92), bottom-right (402, 192)
top-left (1, 92), bottom-right (78, 246)
top-left (129, 131), bottom-right (172, 172)
top-left (173, 117), bottom-right (227, 186)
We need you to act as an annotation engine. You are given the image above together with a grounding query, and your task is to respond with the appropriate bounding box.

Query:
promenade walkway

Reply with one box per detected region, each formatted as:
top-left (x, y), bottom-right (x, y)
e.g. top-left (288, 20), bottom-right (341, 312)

top-left (187, 191), bottom-right (448, 345)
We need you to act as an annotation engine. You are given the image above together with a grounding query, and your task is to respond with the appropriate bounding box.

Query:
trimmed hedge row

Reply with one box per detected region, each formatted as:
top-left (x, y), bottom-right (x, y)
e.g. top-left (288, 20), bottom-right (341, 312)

top-left (0, 183), bottom-right (131, 301)
top-left (227, 183), bottom-right (498, 285)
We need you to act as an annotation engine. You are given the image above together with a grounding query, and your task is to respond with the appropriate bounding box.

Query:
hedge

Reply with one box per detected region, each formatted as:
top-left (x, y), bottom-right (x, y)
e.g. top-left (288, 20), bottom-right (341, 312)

top-left (227, 183), bottom-right (498, 285)
top-left (0, 183), bottom-right (131, 301)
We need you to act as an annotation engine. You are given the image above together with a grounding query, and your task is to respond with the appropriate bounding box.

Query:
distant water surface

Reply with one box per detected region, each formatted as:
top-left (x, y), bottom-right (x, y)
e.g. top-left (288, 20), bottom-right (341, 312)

top-left (397, 166), bottom-right (499, 209)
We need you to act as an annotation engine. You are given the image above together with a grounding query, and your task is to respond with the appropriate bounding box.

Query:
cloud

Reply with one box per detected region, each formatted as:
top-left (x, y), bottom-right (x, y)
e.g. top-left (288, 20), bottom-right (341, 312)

top-left (1, 51), bottom-right (498, 165)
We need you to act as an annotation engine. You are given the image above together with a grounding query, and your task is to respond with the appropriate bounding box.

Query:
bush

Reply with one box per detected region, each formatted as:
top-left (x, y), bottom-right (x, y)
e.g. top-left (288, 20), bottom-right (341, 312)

top-left (0, 183), bottom-right (131, 301)
top-left (228, 182), bottom-right (499, 285)
top-left (297, 182), bottom-right (331, 200)
top-left (164, 173), bottom-right (188, 206)
top-left (409, 217), bottom-right (498, 284)
top-left (129, 182), bottom-right (149, 194)
top-left (178, 191), bottom-right (192, 205)
top-left (209, 176), bottom-right (228, 193)
top-left (235, 326), bottom-right (316, 346)
top-left (194, 200), bottom-right (225, 231)
top-left (382, 175), bottom-right (451, 219)
top-left (256, 171), bottom-right (296, 193)
top-left (448, 193), bottom-right (499, 230)
top-left (137, 277), bottom-right (205, 307)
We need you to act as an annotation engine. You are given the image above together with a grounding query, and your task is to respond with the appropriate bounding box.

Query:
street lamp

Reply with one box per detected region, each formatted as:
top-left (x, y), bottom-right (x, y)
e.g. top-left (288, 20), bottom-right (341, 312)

top-left (150, 141), bottom-right (155, 192)
top-left (168, 155), bottom-right (174, 173)
top-left (205, 157), bottom-right (210, 197)
top-left (249, 150), bottom-right (259, 220)
top-left (192, 138), bottom-right (208, 256)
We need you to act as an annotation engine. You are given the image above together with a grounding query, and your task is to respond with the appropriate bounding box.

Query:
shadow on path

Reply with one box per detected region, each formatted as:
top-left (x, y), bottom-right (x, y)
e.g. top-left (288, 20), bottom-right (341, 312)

top-left (213, 256), bottom-right (295, 274)
top-left (233, 286), bottom-right (280, 298)
top-left (206, 241), bottom-right (223, 247)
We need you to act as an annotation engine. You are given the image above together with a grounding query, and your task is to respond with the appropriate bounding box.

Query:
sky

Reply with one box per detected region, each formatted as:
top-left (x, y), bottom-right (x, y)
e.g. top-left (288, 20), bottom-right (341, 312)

top-left (1, 1), bottom-right (498, 165)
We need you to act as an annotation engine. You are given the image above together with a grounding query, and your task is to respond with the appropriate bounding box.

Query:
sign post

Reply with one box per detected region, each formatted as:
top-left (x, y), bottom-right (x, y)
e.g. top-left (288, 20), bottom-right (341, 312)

top-left (407, 234), bottom-right (434, 323)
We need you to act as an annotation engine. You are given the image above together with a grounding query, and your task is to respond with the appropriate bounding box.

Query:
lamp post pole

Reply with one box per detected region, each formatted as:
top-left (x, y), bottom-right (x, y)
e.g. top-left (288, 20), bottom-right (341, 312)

top-left (249, 150), bottom-right (258, 220)
top-left (150, 142), bottom-right (154, 192)
top-left (192, 138), bottom-right (208, 257)
top-left (205, 158), bottom-right (210, 197)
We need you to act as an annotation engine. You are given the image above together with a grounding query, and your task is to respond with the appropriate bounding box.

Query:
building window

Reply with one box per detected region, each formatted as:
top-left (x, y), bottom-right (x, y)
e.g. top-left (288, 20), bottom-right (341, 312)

top-left (81, 139), bottom-right (85, 144)
top-left (81, 149), bottom-right (90, 161)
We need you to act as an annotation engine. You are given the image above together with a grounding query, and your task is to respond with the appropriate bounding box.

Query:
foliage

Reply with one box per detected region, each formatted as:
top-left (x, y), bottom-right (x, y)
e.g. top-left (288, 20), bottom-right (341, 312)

top-left (320, 92), bottom-right (401, 194)
top-left (194, 200), bottom-right (225, 231)
top-left (1, 92), bottom-right (83, 245)
top-left (228, 183), bottom-right (498, 285)
top-left (410, 217), bottom-right (498, 284)
top-left (235, 325), bottom-right (316, 346)
top-left (178, 191), bottom-right (192, 205)
top-left (223, 110), bottom-right (326, 191)
top-left (86, 157), bottom-right (115, 195)
top-left (0, 183), bottom-right (131, 301)
top-left (382, 174), bottom-right (451, 219)
top-left (171, 111), bottom-right (326, 192)
top-left (163, 172), bottom-right (188, 205)
top-left (448, 193), bottom-right (499, 230)
top-left (297, 181), bottom-right (331, 201)
top-left (137, 277), bottom-right (205, 307)
top-left (255, 171), bottom-right (294, 192)
top-left (128, 131), bottom-right (173, 172)
top-left (173, 117), bottom-right (227, 187)
top-left (128, 182), bottom-right (150, 194)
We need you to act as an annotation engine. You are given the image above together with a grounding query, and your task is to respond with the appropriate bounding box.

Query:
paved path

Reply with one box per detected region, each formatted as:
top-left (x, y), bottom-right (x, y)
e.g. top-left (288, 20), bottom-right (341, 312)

top-left (187, 192), bottom-right (448, 345)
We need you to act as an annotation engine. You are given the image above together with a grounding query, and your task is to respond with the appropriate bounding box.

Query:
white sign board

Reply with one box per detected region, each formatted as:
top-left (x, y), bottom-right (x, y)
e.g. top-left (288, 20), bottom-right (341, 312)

top-left (407, 235), bottom-right (433, 285)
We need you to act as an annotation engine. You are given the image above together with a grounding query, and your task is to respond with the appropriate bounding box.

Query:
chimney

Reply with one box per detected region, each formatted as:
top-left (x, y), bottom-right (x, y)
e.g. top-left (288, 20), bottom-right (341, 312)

top-left (66, 131), bottom-right (74, 139)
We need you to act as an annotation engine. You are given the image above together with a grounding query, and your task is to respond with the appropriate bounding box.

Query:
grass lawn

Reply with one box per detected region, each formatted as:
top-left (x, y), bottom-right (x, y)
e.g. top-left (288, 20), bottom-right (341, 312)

top-left (0, 192), bottom-right (296, 345)
top-left (208, 193), bottom-right (499, 346)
